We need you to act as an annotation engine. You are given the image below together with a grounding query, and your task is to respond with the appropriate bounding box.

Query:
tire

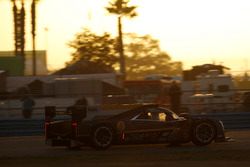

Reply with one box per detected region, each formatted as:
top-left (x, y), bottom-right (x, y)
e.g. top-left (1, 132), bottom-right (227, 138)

top-left (91, 125), bottom-right (113, 150)
top-left (191, 120), bottom-right (216, 146)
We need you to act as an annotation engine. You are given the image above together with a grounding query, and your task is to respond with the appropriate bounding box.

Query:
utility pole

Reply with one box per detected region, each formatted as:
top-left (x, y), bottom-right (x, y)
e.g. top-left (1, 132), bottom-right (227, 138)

top-left (31, 0), bottom-right (36, 76)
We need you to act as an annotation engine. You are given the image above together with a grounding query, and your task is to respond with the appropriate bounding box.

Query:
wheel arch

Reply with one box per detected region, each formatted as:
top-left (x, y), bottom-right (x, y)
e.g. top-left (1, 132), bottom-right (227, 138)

top-left (191, 118), bottom-right (217, 146)
top-left (90, 122), bottom-right (116, 150)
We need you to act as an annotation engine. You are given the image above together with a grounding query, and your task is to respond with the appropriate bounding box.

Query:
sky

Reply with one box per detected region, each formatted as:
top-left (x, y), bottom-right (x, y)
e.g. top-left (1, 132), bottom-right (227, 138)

top-left (1, 0), bottom-right (250, 74)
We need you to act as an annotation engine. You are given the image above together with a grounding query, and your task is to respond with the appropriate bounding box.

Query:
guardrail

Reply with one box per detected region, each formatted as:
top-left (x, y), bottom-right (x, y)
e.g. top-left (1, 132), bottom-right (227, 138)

top-left (0, 119), bottom-right (44, 137)
top-left (0, 111), bottom-right (250, 137)
top-left (192, 112), bottom-right (250, 130)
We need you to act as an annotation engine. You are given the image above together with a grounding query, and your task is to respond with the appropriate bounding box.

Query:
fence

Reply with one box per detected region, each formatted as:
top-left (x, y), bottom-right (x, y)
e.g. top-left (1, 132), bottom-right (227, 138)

top-left (0, 91), bottom-right (250, 137)
top-left (0, 110), bottom-right (250, 137)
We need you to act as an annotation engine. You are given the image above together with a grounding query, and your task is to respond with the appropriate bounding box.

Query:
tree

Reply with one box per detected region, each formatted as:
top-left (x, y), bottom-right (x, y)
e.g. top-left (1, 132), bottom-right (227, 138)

top-left (106, 0), bottom-right (137, 79)
top-left (124, 33), bottom-right (182, 80)
top-left (12, 0), bottom-right (26, 75)
top-left (11, 0), bottom-right (39, 75)
top-left (31, 0), bottom-right (39, 75)
top-left (55, 30), bottom-right (182, 78)
top-left (54, 29), bottom-right (118, 75)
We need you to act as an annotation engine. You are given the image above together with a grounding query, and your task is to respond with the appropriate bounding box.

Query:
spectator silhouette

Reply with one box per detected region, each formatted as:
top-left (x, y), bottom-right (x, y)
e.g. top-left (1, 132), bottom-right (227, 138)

top-left (21, 95), bottom-right (35, 119)
top-left (169, 81), bottom-right (182, 114)
top-left (70, 96), bottom-right (88, 121)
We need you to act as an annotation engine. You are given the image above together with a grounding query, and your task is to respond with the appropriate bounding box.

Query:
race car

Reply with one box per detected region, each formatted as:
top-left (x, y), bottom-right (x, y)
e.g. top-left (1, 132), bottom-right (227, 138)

top-left (45, 104), bottom-right (226, 150)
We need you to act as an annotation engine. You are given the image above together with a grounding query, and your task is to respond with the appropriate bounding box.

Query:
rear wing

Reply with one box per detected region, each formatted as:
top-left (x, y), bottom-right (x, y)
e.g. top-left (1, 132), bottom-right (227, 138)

top-left (44, 105), bottom-right (87, 140)
top-left (45, 105), bottom-right (87, 122)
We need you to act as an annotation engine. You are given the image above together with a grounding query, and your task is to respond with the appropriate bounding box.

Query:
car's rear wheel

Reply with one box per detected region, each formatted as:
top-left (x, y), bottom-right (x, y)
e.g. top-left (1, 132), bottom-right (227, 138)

top-left (91, 125), bottom-right (113, 150)
top-left (192, 120), bottom-right (216, 146)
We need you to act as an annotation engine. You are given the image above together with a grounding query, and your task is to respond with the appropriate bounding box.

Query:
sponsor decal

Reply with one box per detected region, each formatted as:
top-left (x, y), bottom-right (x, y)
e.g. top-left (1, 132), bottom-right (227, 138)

top-left (117, 121), bottom-right (126, 131)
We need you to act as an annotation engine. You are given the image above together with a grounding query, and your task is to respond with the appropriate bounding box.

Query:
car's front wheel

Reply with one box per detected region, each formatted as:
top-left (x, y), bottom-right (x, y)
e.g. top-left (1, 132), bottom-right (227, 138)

top-left (91, 125), bottom-right (113, 150)
top-left (192, 120), bottom-right (216, 146)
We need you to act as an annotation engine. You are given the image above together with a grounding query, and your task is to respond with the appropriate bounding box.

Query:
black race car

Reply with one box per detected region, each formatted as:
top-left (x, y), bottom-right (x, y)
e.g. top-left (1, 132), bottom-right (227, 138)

top-left (45, 104), bottom-right (226, 150)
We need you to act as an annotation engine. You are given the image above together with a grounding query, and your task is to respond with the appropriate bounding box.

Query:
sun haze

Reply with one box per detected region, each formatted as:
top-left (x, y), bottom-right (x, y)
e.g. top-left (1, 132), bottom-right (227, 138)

top-left (1, 0), bottom-right (250, 72)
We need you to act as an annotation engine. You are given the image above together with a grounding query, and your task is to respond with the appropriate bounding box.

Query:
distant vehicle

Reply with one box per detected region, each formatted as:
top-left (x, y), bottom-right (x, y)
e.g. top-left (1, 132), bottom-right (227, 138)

top-left (186, 93), bottom-right (236, 113)
top-left (124, 80), bottom-right (172, 105)
top-left (181, 68), bottom-right (237, 113)
top-left (45, 104), bottom-right (226, 150)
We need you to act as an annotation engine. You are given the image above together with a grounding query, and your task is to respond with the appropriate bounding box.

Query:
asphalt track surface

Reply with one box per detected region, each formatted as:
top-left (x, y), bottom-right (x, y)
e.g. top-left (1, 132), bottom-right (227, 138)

top-left (0, 130), bottom-right (250, 167)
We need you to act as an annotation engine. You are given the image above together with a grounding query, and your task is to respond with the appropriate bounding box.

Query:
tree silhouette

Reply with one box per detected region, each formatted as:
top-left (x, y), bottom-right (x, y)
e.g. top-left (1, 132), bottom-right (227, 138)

top-left (31, 0), bottom-right (39, 75)
top-left (124, 34), bottom-right (182, 80)
top-left (106, 0), bottom-right (137, 79)
top-left (54, 30), bottom-right (182, 77)
top-left (11, 0), bottom-right (39, 75)
top-left (12, 0), bottom-right (26, 74)
top-left (54, 29), bottom-right (118, 75)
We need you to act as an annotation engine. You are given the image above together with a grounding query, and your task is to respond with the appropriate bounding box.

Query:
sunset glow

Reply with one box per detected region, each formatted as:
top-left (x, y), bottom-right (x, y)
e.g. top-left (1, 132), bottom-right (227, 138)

top-left (1, 0), bottom-right (250, 72)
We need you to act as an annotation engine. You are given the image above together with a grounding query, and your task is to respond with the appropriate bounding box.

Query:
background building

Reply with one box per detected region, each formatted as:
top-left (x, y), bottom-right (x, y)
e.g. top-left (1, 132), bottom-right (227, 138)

top-left (0, 50), bottom-right (48, 76)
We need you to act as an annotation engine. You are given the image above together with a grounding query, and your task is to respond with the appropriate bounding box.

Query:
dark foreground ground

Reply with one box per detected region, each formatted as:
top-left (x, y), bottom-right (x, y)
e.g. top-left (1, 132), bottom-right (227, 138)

top-left (0, 130), bottom-right (250, 167)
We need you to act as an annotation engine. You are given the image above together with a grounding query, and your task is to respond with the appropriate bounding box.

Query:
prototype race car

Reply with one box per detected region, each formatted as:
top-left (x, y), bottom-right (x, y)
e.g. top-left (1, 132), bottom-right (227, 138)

top-left (45, 104), bottom-right (226, 150)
